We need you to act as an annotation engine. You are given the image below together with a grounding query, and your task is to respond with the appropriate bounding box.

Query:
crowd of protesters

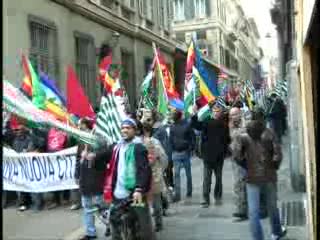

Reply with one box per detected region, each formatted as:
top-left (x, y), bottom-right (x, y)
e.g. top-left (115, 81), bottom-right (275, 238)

top-left (3, 93), bottom-right (288, 240)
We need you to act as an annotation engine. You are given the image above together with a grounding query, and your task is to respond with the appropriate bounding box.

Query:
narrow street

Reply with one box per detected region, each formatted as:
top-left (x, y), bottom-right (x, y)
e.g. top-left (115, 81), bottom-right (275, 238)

top-left (3, 138), bottom-right (307, 240)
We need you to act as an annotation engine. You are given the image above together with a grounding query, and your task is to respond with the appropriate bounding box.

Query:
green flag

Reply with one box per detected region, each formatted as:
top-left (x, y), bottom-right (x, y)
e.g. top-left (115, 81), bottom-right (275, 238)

top-left (28, 59), bottom-right (46, 109)
top-left (156, 64), bottom-right (168, 115)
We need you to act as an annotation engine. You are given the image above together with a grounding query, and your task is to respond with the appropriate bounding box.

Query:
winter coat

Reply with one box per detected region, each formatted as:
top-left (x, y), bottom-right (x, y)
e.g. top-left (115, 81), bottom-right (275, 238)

top-left (231, 120), bottom-right (282, 183)
top-left (75, 142), bottom-right (113, 196)
top-left (101, 141), bottom-right (152, 201)
top-left (191, 115), bottom-right (231, 166)
top-left (142, 137), bottom-right (168, 194)
top-left (169, 119), bottom-right (195, 153)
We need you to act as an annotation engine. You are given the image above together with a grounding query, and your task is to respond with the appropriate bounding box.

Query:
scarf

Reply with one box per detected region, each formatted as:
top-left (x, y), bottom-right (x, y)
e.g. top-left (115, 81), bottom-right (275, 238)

top-left (103, 138), bottom-right (137, 203)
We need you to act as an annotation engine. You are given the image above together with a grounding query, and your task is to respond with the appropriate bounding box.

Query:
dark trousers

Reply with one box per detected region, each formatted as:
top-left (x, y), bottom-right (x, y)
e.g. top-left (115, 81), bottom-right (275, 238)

top-left (202, 157), bottom-right (224, 203)
top-left (70, 189), bottom-right (81, 204)
top-left (164, 160), bottom-right (174, 188)
top-left (52, 190), bottom-right (70, 204)
top-left (17, 192), bottom-right (32, 207)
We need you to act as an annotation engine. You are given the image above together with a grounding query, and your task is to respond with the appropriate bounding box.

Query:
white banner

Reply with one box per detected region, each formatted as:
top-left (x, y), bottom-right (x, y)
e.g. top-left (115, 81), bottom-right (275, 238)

top-left (3, 147), bottom-right (79, 193)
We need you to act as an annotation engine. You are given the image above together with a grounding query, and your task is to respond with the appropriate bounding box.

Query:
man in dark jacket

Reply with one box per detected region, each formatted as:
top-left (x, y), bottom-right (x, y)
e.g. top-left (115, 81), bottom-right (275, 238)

top-left (192, 107), bottom-right (230, 208)
top-left (169, 110), bottom-right (195, 202)
top-left (231, 109), bottom-right (286, 240)
top-left (91, 118), bottom-right (153, 240)
top-left (74, 118), bottom-right (114, 240)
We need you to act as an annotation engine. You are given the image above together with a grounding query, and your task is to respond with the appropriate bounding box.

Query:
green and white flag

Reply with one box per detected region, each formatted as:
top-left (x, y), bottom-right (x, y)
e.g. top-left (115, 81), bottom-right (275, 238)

top-left (184, 66), bottom-right (201, 117)
top-left (197, 104), bottom-right (212, 122)
top-left (274, 80), bottom-right (287, 99)
top-left (184, 72), bottom-right (195, 117)
top-left (140, 71), bottom-right (154, 109)
top-left (94, 94), bottom-right (125, 144)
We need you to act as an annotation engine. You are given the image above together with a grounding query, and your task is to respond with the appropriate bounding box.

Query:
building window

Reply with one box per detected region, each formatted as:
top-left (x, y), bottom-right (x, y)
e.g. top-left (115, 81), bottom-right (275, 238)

top-left (121, 6), bottom-right (133, 20)
top-left (28, 15), bottom-right (59, 81)
top-left (101, 0), bottom-right (113, 8)
top-left (74, 32), bottom-right (96, 102)
top-left (140, 0), bottom-right (153, 21)
top-left (173, 0), bottom-right (184, 21)
top-left (123, 0), bottom-right (135, 8)
top-left (194, 0), bottom-right (206, 18)
top-left (121, 50), bottom-right (135, 108)
top-left (159, 0), bottom-right (165, 27)
top-left (167, 0), bottom-right (171, 30)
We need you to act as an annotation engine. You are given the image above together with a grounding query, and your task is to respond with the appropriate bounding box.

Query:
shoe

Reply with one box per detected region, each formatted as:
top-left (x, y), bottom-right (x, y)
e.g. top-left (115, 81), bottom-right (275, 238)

top-left (200, 201), bottom-right (210, 208)
top-left (232, 213), bottom-right (247, 218)
top-left (70, 203), bottom-right (81, 210)
top-left (18, 205), bottom-right (27, 211)
top-left (155, 224), bottom-right (163, 232)
top-left (232, 213), bottom-right (248, 222)
top-left (232, 217), bottom-right (248, 222)
top-left (79, 235), bottom-right (97, 240)
top-left (271, 226), bottom-right (287, 240)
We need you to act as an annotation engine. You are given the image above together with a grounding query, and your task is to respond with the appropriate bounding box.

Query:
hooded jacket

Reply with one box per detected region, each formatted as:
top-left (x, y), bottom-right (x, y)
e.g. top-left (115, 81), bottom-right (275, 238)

top-left (231, 120), bottom-right (282, 183)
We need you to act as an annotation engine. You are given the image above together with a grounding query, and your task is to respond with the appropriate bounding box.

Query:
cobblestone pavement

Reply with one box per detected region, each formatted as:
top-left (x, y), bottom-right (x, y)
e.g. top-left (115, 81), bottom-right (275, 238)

top-left (3, 138), bottom-right (308, 240)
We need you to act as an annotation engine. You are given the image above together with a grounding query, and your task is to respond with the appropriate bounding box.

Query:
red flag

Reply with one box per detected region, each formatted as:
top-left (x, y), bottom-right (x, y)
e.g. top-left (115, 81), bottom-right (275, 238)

top-left (67, 65), bottom-right (96, 119)
top-left (98, 55), bottom-right (112, 82)
top-left (21, 54), bottom-right (33, 97)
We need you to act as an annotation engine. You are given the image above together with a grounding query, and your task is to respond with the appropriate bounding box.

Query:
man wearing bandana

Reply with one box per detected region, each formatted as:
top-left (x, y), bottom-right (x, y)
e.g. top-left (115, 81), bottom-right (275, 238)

top-left (101, 118), bottom-right (153, 240)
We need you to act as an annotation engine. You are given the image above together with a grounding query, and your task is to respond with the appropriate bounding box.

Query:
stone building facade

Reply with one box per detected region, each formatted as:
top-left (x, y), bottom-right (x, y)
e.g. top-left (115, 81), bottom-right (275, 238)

top-left (3, 0), bottom-right (175, 108)
top-left (172, 0), bottom-right (261, 87)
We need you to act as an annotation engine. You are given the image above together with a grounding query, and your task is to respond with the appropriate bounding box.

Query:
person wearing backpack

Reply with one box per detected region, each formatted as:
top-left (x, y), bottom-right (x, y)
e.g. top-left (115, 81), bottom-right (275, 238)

top-left (169, 110), bottom-right (195, 202)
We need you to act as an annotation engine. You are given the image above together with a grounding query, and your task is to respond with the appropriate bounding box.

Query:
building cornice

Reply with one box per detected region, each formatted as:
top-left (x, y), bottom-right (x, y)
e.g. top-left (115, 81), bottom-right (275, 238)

top-left (51, 0), bottom-right (176, 53)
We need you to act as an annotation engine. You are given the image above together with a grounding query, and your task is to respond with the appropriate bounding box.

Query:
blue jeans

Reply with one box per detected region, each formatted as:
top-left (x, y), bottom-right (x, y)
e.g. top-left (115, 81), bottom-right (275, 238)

top-left (172, 152), bottom-right (192, 200)
top-left (247, 182), bottom-right (282, 240)
top-left (81, 194), bottom-right (104, 237)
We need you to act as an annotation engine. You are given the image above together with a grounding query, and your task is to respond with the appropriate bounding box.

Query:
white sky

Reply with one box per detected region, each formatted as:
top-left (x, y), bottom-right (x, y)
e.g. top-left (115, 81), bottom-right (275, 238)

top-left (239, 0), bottom-right (278, 58)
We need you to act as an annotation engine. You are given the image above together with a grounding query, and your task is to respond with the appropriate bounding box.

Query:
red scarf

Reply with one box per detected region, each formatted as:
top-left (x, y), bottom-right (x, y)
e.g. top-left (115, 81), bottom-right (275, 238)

top-left (103, 146), bottom-right (120, 203)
